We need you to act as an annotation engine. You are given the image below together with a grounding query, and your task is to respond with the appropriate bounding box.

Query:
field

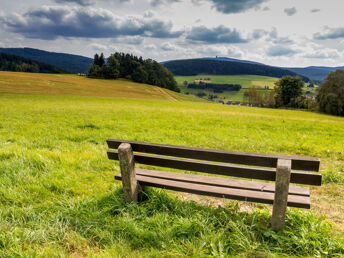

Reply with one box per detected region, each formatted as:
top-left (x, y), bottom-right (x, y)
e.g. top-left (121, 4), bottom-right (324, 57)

top-left (0, 71), bottom-right (206, 102)
top-left (0, 72), bottom-right (344, 256)
top-left (175, 75), bottom-right (278, 101)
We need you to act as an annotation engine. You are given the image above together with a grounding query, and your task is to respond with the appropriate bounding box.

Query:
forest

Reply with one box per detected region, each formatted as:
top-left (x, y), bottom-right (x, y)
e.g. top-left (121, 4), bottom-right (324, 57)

top-left (187, 82), bottom-right (242, 93)
top-left (88, 52), bottom-right (180, 92)
top-left (0, 52), bottom-right (67, 74)
top-left (164, 59), bottom-right (310, 82)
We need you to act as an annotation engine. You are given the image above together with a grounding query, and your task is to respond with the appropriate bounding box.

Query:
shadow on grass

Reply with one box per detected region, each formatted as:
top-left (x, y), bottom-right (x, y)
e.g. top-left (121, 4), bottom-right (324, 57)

top-left (55, 186), bottom-right (344, 256)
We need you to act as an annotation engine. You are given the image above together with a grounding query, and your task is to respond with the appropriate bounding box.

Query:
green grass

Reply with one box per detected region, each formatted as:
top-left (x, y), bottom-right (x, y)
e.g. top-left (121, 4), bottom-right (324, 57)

top-left (175, 75), bottom-right (278, 101)
top-left (0, 92), bottom-right (344, 256)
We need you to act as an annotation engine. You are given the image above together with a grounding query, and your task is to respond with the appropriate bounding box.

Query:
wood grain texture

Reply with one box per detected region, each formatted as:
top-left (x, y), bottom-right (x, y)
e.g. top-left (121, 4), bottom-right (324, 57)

top-left (115, 173), bottom-right (310, 209)
top-left (107, 151), bottom-right (322, 185)
top-left (272, 159), bottom-right (292, 231)
top-left (107, 139), bottom-right (320, 171)
top-left (134, 168), bottom-right (310, 196)
top-left (118, 143), bottom-right (139, 203)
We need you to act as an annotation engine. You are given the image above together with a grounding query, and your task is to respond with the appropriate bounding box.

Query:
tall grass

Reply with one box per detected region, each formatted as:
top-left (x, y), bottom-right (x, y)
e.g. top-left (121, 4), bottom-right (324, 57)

top-left (0, 93), bottom-right (343, 256)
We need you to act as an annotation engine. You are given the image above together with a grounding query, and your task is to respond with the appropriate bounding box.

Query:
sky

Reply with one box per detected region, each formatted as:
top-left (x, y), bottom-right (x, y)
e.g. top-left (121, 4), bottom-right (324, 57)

top-left (0, 0), bottom-right (344, 67)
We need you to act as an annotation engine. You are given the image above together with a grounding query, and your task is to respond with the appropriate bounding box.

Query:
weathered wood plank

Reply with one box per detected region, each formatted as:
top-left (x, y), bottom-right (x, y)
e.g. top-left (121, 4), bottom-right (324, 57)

top-left (272, 159), bottom-right (292, 231)
top-left (107, 139), bottom-right (320, 171)
top-left (134, 168), bottom-right (310, 196)
top-left (117, 143), bottom-right (139, 203)
top-left (115, 174), bottom-right (311, 209)
top-left (107, 151), bottom-right (322, 185)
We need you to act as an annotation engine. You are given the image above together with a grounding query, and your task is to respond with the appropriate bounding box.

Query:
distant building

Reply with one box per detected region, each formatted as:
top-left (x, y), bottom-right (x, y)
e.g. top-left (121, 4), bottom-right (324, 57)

top-left (218, 100), bottom-right (224, 104)
top-left (226, 101), bottom-right (233, 105)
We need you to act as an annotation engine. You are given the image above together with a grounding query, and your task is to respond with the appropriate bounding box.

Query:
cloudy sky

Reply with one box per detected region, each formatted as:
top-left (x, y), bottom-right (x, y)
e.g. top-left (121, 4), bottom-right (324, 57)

top-left (0, 0), bottom-right (344, 67)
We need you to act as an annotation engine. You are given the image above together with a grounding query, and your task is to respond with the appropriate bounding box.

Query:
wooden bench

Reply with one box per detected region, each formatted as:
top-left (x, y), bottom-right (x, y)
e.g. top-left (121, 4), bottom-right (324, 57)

top-left (107, 139), bottom-right (322, 231)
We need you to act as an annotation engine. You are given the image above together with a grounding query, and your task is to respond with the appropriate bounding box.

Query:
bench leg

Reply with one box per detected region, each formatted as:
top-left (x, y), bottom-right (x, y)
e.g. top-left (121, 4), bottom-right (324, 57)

top-left (271, 159), bottom-right (291, 231)
top-left (118, 143), bottom-right (139, 203)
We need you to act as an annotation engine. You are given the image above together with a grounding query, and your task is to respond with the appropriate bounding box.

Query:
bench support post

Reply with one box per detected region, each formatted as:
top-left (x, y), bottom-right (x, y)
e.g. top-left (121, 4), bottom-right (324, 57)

top-left (271, 159), bottom-right (291, 231)
top-left (118, 143), bottom-right (139, 203)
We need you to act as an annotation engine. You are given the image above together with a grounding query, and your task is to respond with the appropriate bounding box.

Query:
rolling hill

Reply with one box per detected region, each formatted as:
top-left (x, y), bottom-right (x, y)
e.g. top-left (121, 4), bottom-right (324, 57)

top-left (0, 71), bottom-right (206, 102)
top-left (0, 47), bottom-right (93, 74)
top-left (0, 52), bottom-right (67, 74)
top-left (286, 66), bottom-right (344, 82)
top-left (163, 59), bottom-right (310, 82)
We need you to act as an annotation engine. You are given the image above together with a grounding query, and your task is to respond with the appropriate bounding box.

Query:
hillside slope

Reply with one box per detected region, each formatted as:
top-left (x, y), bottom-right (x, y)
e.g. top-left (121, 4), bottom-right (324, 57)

top-left (0, 48), bottom-right (93, 74)
top-left (164, 59), bottom-right (310, 82)
top-left (0, 71), bottom-right (206, 102)
top-left (0, 52), bottom-right (67, 74)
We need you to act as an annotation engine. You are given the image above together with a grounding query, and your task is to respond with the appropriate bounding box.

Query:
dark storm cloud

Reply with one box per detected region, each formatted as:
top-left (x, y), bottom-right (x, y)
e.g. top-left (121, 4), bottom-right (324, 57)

top-left (54, 0), bottom-right (131, 6)
top-left (209, 0), bottom-right (268, 14)
top-left (284, 7), bottom-right (297, 16)
top-left (266, 45), bottom-right (298, 56)
top-left (314, 27), bottom-right (344, 40)
top-left (0, 6), bottom-right (183, 40)
top-left (186, 25), bottom-right (247, 44)
top-left (150, 0), bottom-right (181, 6)
top-left (154, 0), bottom-right (268, 14)
top-left (54, 0), bottom-right (93, 6)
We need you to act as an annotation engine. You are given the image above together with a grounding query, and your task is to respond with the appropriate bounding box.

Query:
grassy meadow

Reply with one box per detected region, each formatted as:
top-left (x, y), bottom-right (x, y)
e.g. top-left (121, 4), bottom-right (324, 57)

top-left (175, 75), bottom-right (278, 101)
top-left (0, 72), bottom-right (344, 256)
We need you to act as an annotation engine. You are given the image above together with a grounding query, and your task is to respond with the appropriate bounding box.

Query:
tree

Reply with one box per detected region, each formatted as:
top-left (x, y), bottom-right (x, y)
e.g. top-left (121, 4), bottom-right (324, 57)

top-left (317, 69), bottom-right (344, 116)
top-left (132, 65), bottom-right (148, 83)
top-left (106, 55), bottom-right (120, 79)
top-left (94, 54), bottom-right (100, 66)
top-left (98, 53), bottom-right (105, 67)
top-left (88, 63), bottom-right (101, 78)
top-left (87, 52), bottom-right (180, 92)
top-left (183, 80), bottom-right (188, 87)
top-left (274, 76), bottom-right (304, 107)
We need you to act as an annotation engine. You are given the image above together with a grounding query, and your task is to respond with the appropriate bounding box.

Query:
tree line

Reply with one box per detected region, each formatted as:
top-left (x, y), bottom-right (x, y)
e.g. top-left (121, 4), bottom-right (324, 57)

top-left (243, 71), bottom-right (344, 116)
top-left (187, 82), bottom-right (241, 93)
top-left (88, 52), bottom-right (180, 92)
top-left (164, 59), bottom-right (310, 82)
top-left (0, 52), bottom-right (67, 74)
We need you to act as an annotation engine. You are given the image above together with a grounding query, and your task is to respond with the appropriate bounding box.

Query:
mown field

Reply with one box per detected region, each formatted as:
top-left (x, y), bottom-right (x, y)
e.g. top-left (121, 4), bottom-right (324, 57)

top-left (0, 71), bottom-right (206, 102)
top-left (175, 75), bottom-right (278, 101)
top-left (0, 73), bottom-right (344, 256)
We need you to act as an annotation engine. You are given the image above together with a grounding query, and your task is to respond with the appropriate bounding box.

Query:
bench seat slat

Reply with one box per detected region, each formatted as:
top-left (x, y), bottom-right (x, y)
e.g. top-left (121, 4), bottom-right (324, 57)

top-left (107, 150), bottom-right (322, 185)
top-left (134, 168), bottom-right (310, 196)
top-left (115, 173), bottom-right (311, 209)
top-left (107, 139), bottom-right (320, 171)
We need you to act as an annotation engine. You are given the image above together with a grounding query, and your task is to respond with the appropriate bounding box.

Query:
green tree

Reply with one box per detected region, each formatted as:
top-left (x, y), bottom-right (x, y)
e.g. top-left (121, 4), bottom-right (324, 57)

top-left (106, 55), bottom-right (120, 79)
top-left (274, 76), bottom-right (304, 107)
top-left (132, 65), bottom-right (148, 83)
top-left (88, 63), bottom-right (101, 78)
top-left (317, 70), bottom-right (344, 116)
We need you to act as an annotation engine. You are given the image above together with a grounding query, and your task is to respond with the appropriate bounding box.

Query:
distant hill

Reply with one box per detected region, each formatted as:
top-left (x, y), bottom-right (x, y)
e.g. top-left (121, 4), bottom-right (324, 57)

top-left (162, 57), bottom-right (263, 66)
top-left (163, 59), bottom-right (310, 82)
top-left (286, 66), bottom-right (344, 82)
top-left (0, 52), bottom-right (67, 74)
top-left (0, 48), bottom-right (93, 74)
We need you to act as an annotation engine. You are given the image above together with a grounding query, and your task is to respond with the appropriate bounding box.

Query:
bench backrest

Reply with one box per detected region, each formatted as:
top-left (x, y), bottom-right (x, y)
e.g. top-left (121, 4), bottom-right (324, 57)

top-left (107, 139), bottom-right (322, 186)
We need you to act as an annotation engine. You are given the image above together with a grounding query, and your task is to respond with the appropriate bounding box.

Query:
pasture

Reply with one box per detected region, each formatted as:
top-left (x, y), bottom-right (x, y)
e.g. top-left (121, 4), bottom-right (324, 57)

top-left (175, 75), bottom-right (278, 101)
top-left (0, 72), bottom-right (343, 256)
